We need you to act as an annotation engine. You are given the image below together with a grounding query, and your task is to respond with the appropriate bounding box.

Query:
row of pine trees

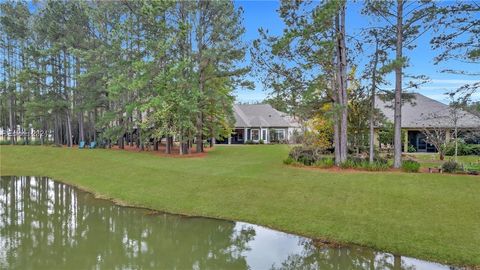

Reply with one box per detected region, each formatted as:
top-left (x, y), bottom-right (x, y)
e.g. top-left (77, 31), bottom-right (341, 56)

top-left (1, 1), bottom-right (250, 154)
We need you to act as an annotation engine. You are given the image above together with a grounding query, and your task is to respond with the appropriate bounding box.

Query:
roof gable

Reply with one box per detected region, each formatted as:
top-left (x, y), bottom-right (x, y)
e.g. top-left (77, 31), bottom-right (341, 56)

top-left (375, 93), bottom-right (480, 129)
top-left (233, 104), bottom-right (298, 128)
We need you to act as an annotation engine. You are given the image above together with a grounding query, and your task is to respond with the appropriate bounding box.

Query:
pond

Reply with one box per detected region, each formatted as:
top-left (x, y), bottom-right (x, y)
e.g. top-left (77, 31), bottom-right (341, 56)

top-left (0, 176), bottom-right (465, 270)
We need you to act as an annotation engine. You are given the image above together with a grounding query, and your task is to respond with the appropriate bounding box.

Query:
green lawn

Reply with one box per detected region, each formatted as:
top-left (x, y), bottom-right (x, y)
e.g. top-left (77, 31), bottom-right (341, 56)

top-left (1, 145), bottom-right (479, 266)
top-left (409, 153), bottom-right (480, 171)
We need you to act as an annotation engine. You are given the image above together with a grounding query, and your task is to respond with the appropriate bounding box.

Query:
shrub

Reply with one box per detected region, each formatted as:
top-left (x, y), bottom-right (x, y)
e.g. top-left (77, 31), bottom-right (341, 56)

top-left (339, 159), bottom-right (357, 169)
top-left (354, 159), bottom-right (389, 171)
top-left (407, 144), bottom-right (416, 153)
top-left (288, 146), bottom-right (324, 166)
top-left (315, 157), bottom-right (335, 168)
top-left (373, 156), bottom-right (389, 164)
top-left (283, 156), bottom-right (295, 165)
top-left (401, 160), bottom-right (421, 173)
top-left (468, 144), bottom-right (480, 156)
top-left (445, 141), bottom-right (480, 156)
top-left (338, 156), bottom-right (390, 171)
top-left (442, 160), bottom-right (460, 173)
top-left (259, 139), bottom-right (264, 144)
top-left (365, 161), bottom-right (390, 171)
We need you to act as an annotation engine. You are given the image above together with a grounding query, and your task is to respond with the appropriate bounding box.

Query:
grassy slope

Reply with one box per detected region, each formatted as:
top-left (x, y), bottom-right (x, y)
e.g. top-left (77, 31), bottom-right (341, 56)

top-left (1, 145), bottom-right (479, 266)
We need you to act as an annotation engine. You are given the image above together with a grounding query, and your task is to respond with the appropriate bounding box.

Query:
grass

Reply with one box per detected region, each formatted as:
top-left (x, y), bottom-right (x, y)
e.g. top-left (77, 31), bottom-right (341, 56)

top-left (1, 145), bottom-right (479, 266)
top-left (409, 153), bottom-right (480, 170)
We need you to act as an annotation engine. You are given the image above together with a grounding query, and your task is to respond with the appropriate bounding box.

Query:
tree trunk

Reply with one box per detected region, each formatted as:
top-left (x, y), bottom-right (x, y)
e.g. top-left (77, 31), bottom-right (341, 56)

top-left (92, 109), bottom-right (97, 142)
top-left (54, 114), bottom-right (60, 145)
top-left (454, 126), bottom-right (458, 161)
top-left (119, 136), bottom-right (124, 149)
top-left (196, 112), bottom-right (203, 153)
top-left (166, 135), bottom-right (172, 154)
top-left (393, 255), bottom-right (401, 269)
top-left (369, 38), bottom-right (380, 163)
top-left (8, 95), bottom-right (14, 145)
top-left (76, 57), bottom-right (84, 143)
top-left (335, 4), bottom-right (348, 164)
top-left (66, 111), bottom-right (73, 147)
top-left (333, 120), bottom-right (341, 165)
top-left (393, 0), bottom-right (403, 168)
top-left (78, 112), bottom-right (85, 143)
top-left (153, 138), bottom-right (159, 151)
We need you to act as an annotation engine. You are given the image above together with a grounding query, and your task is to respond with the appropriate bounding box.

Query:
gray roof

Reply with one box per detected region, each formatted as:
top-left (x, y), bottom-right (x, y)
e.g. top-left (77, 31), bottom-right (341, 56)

top-left (375, 93), bottom-right (480, 129)
top-left (233, 104), bottom-right (300, 128)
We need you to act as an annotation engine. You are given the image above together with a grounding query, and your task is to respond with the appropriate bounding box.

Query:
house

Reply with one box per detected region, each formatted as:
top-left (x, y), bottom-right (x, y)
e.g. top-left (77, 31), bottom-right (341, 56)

top-left (221, 104), bottom-right (301, 144)
top-left (375, 93), bottom-right (480, 152)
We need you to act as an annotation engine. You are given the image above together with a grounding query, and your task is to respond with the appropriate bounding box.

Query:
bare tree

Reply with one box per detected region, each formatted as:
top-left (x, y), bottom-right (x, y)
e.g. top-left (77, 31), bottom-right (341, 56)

top-left (422, 128), bottom-right (448, 160)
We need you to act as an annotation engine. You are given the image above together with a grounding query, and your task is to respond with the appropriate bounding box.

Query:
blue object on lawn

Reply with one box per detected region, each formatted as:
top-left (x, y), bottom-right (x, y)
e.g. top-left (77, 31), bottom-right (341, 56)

top-left (79, 141), bottom-right (85, 149)
top-left (89, 141), bottom-right (96, 149)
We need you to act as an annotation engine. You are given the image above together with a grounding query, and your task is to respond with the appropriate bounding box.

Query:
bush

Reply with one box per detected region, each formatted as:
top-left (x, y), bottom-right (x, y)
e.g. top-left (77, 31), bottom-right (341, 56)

top-left (442, 160), bottom-right (460, 173)
top-left (366, 161), bottom-right (390, 171)
top-left (288, 146), bottom-right (324, 166)
top-left (373, 156), bottom-right (389, 164)
top-left (445, 141), bottom-right (480, 156)
top-left (407, 144), bottom-right (416, 153)
top-left (468, 144), bottom-right (480, 156)
top-left (283, 156), bottom-right (295, 165)
top-left (259, 139), bottom-right (264, 144)
top-left (339, 159), bottom-right (357, 169)
top-left (401, 160), bottom-right (421, 173)
top-left (314, 157), bottom-right (335, 168)
top-left (287, 147), bottom-right (391, 171)
top-left (338, 157), bottom-right (390, 171)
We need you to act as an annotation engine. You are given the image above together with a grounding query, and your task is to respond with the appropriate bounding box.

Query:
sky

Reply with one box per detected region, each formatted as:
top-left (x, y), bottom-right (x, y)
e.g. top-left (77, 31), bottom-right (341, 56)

top-left (233, 1), bottom-right (479, 104)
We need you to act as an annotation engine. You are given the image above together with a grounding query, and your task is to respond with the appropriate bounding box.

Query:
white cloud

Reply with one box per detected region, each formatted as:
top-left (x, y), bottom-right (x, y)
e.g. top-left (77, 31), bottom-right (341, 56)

top-left (429, 79), bottom-right (478, 84)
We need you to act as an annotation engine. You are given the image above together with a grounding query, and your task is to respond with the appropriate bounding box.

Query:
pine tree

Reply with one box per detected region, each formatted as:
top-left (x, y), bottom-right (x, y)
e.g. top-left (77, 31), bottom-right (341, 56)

top-left (363, 0), bottom-right (437, 168)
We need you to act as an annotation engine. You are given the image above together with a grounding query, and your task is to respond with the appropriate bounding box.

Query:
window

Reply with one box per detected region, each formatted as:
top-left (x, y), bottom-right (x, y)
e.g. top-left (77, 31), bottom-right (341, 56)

top-left (262, 130), bottom-right (267, 141)
top-left (251, 129), bottom-right (260, 141)
top-left (275, 129), bottom-right (285, 141)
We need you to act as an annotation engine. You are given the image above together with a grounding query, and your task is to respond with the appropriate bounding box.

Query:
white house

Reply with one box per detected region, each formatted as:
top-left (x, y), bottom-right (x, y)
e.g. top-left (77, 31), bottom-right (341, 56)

top-left (222, 104), bottom-right (301, 144)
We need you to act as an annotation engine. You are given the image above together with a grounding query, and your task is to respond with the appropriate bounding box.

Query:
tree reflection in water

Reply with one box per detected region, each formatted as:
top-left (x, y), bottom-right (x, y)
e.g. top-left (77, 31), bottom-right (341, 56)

top-left (0, 176), bottom-right (464, 270)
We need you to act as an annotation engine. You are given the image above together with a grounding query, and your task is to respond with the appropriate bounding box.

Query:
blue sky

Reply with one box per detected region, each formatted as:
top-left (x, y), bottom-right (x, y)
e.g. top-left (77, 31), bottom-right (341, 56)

top-left (233, 1), bottom-right (479, 104)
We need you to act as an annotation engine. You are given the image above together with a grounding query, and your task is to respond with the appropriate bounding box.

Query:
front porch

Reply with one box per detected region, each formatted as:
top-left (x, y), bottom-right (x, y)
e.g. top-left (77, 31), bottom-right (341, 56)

top-left (218, 127), bottom-right (288, 144)
top-left (374, 129), bottom-right (440, 153)
top-left (406, 130), bottom-right (437, 152)
top-left (229, 128), bottom-right (269, 144)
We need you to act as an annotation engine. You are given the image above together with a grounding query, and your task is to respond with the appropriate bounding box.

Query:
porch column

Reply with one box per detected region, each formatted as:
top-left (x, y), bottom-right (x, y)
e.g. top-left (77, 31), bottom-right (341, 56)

top-left (228, 135), bottom-right (231, 145)
top-left (244, 128), bottom-right (248, 143)
top-left (403, 129), bottom-right (409, 152)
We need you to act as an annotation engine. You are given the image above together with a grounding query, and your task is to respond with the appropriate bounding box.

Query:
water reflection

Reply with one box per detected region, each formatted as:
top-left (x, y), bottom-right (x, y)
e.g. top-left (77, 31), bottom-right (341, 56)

top-left (0, 176), bottom-right (464, 270)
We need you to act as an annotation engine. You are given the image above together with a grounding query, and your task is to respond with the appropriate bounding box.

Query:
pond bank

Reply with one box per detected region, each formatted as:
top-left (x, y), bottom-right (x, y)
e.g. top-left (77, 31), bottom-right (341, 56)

top-left (0, 175), bottom-right (469, 270)
top-left (1, 145), bottom-right (479, 267)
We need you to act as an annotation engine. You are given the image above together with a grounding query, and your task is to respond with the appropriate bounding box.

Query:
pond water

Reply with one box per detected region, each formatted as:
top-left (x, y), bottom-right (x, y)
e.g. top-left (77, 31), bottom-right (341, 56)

top-left (0, 176), bottom-right (465, 270)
